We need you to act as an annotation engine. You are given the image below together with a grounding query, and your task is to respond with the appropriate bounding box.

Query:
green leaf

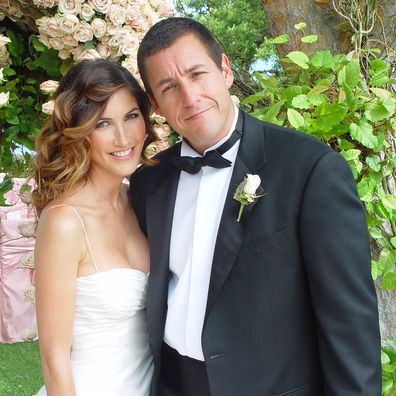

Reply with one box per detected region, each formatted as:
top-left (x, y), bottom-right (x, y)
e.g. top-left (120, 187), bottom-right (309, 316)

top-left (370, 87), bottom-right (392, 98)
top-left (341, 149), bottom-right (361, 161)
top-left (337, 60), bottom-right (360, 88)
top-left (369, 227), bottom-right (382, 239)
top-left (366, 155), bottom-right (381, 172)
top-left (371, 260), bottom-right (380, 280)
top-left (381, 272), bottom-right (396, 291)
top-left (313, 103), bottom-right (348, 130)
top-left (365, 98), bottom-right (396, 122)
top-left (282, 86), bottom-right (303, 106)
top-left (287, 108), bottom-right (305, 129)
top-left (0, 175), bottom-right (13, 194)
top-left (391, 237), bottom-right (396, 249)
top-left (292, 94), bottom-right (311, 109)
top-left (272, 34), bottom-right (289, 44)
top-left (379, 250), bottom-right (396, 274)
top-left (84, 40), bottom-right (96, 49)
top-left (349, 120), bottom-right (377, 149)
top-left (60, 58), bottom-right (74, 75)
top-left (310, 50), bottom-right (334, 69)
top-left (286, 51), bottom-right (309, 69)
top-left (241, 92), bottom-right (267, 105)
top-left (262, 101), bottom-right (284, 122)
top-left (294, 22), bottom-right (306, 30)
top-left (307, 84), bottom-right (329, 96)
top-left (31, 35), bottom-right (45, 52)
top-left (301, 35), bottom-right (318, 43)
top-left (382, 194), bottom-right (396, 211)
top-left (338, 138), bottom-right (355, 150)
top-left (307, 94), bottom-right (327, 106)
top-left (369, 58), bottom-right (389, 86)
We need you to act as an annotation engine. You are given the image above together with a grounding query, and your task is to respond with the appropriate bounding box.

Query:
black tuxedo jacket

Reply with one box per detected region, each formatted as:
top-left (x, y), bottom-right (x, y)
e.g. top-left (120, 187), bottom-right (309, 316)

top-left (130, 111), bottom-right (381, 396)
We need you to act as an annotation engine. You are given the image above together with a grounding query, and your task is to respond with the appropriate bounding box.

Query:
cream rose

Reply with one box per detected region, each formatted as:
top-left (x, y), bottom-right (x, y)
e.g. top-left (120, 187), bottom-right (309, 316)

top-left (58, 0), bottom-right (81, 15)
top-left (39, 17), bottom-right (63, 38)
top-left (91, 18), bottom-right (107, 38)
top-left (40, 80), bottom-right (59, 93)
top-left (244, 174), bottom-right (261, 195)
top-left (119, 34), bottom-right (139, 56)
top-left (49, 37), bottom-right (65, 50)
top-left (157, 2), bottom-right (173, 17)
top-left (80, 3), bottom-right (95, 21)
top-left (58, 49), bottom-right (71, 59)
top-left (107, 28), bottom-right (129, 48)
top-left (73, 22), bottom-right (94, 42)
top-left (96, 43), bottom-right (110, 58)
top-left (89, 0), bottom-right (111, 14)
top-left (58, 14), bottom-right (79, 34)
top-left (33, 0), bottom-right (58, 8)
top-left (0, 35), bottom-right (11, 47)
top-left (0, 91), bottom-right (9, 107)
top-left (108, 4), bottom-right (127, 26)
top-left (76, 48), bottom-right (101, 60)
top-left (42, 100), bottom-right (55, 115)
top-left (62, 35), bottom-right (79, 49)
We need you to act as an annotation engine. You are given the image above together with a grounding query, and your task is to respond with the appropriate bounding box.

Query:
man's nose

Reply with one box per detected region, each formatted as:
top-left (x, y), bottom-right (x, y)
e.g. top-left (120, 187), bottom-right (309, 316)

top-left (180, 83), bottom-right (198, 107)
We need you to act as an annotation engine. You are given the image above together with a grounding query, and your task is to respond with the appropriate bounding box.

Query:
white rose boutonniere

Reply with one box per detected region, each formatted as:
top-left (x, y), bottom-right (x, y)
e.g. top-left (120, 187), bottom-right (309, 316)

top-left (233, 174), bottom-right (263, 222)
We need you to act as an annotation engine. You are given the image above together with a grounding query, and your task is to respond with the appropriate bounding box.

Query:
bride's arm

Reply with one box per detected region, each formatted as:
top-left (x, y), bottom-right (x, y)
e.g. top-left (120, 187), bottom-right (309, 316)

top-left (35, 206), bottom-right (85, 396)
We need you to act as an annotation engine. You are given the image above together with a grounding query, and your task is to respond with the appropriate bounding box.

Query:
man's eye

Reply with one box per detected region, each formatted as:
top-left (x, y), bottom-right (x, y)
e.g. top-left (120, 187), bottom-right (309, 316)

top-left (163, 83), bottom-right (176, 93)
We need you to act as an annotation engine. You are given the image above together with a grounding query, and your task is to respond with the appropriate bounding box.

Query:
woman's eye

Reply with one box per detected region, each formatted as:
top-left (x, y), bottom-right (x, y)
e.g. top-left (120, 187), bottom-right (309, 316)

top-left (95, 120), bottom-right (109, 129)
top-left (126, 112), bottom-right (138, 121)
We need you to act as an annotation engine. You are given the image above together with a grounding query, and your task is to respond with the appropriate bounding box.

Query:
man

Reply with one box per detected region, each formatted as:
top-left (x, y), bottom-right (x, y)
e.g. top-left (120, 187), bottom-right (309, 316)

top-left (130, 16), bottom-right (381, 396)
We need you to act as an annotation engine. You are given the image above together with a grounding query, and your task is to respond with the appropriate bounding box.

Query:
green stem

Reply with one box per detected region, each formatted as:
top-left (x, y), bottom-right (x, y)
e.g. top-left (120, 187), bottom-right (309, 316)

top-left (237, 204), bottom-right (245, 222)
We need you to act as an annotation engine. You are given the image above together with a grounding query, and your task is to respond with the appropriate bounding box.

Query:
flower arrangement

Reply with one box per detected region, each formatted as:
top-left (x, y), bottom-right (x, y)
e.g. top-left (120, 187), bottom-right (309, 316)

top-left (33, 0), bottom-right (173, 72)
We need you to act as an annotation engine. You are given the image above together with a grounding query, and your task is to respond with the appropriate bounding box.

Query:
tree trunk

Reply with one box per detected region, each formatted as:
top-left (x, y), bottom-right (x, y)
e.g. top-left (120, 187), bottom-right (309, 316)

top-left (261, 0), bottom-right (396, 342)
top-left (261, 0), bottom-right (352, 58)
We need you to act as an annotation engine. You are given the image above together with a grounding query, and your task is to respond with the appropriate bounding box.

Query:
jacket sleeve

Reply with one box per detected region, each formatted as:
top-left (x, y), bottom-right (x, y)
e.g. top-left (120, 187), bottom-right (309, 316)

top-left (298, 150), bottom-right (381, 395)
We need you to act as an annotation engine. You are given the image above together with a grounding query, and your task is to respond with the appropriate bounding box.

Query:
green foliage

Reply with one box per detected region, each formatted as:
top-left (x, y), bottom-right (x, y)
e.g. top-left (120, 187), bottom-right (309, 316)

top-left (242, 39), bottom-right (396, 294)
top-left (382, 340), bottom-right (396, 395)
top-left (0, 23), bottom-right (62, 187)
top-left (176, 0), bottom-right (269, 71)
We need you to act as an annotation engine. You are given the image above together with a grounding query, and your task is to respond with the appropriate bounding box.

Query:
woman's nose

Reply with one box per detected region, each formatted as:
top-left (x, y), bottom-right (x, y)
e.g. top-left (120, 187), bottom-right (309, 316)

top-left (113, 126), bottom-right (130, 147)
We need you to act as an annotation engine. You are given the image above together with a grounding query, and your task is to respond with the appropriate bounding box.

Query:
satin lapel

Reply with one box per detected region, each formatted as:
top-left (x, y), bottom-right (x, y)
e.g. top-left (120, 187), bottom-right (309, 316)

top-left (204, 111), bottom-right (266, 323)
top-left (145, 149), bottom-right (181, 360)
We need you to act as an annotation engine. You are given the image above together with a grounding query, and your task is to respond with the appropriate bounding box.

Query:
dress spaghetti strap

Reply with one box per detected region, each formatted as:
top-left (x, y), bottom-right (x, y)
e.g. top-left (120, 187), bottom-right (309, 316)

top-left (46, 204), bottom-right (100, 273)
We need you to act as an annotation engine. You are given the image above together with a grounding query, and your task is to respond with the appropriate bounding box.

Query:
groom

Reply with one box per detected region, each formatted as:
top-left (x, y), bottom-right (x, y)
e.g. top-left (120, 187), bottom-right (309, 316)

top-left (130, 17), bottom-right (381, 396)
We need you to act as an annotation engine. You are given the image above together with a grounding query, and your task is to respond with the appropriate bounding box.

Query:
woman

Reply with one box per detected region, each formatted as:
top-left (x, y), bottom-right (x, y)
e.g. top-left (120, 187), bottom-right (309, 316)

top-left (33, 59), bottom-right (156, 396)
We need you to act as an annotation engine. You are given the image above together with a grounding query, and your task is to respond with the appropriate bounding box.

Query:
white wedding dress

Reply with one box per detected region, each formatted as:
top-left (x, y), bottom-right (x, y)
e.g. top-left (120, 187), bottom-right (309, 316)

top-left (35, 206), bottom-right (153, 396)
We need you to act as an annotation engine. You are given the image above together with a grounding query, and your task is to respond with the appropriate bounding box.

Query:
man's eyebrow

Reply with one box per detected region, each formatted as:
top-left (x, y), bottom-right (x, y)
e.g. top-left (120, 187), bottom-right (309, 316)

top-left (155, 64), bottom-right (206, 88)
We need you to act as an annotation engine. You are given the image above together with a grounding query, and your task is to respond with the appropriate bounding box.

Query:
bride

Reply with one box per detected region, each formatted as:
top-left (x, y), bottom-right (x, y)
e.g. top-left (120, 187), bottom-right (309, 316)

top-left (32, 59), bottom-right (156, 396)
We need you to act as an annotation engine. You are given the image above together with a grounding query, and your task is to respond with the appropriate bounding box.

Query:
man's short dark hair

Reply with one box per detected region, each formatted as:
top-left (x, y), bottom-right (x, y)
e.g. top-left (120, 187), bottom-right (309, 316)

top-left (137, 17), bottom-right (223, 98)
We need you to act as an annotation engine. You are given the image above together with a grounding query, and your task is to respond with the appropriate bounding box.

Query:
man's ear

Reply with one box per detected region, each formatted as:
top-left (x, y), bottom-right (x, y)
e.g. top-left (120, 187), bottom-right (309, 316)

top-left (221, 53), bottom-right (234, 88)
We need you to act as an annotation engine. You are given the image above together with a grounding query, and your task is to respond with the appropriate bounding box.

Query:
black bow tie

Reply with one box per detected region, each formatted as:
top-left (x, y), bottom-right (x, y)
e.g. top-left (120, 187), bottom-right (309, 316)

top-left (171, 112), bottom-right (244, 175)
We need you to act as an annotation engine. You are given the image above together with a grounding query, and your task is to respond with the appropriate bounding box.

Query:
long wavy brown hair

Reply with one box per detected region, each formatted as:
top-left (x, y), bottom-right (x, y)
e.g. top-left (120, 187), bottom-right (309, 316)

top-left (32, 59), bottom-right (157, 217)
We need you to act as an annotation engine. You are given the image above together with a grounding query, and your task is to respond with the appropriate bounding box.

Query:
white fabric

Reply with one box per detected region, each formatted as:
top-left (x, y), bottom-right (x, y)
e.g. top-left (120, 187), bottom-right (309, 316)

top-left (35, 268), bottom-right (153, 396)
top-left (165, 106), bottom-right (240, 360)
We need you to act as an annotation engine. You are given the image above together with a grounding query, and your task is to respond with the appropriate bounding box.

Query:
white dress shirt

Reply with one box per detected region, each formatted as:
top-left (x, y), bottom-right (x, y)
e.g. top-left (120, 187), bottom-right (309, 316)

top-left (164, 106), bottom-right (240, 360)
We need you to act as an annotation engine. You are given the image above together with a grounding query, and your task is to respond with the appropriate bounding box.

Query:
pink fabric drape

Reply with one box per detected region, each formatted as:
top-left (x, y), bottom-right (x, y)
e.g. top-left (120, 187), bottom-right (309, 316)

top-left (0, 176), bottom-right (37, 343)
